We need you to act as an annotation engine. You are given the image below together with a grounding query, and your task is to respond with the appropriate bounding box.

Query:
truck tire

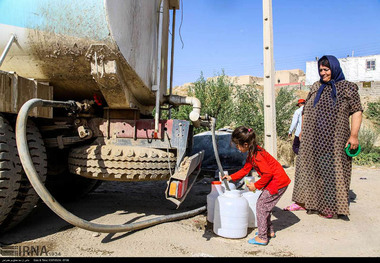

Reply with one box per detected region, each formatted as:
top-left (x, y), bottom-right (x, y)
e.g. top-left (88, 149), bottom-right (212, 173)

top-left (45, 148), bottom-right (102, 202)
top-left (68, 145), bottom-right (177, 181)
top-left (0, 115), bottom-right (22, 227)
top-left (0, 120), bottom-right (47, 232)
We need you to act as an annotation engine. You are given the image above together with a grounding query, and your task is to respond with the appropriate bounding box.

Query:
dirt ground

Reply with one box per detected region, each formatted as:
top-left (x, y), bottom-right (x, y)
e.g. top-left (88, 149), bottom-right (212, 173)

top-left (0, 165), bottom-right (379, 258)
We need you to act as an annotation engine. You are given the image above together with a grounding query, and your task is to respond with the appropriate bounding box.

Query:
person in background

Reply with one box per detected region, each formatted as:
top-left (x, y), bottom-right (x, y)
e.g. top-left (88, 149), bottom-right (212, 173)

top-left (288, 99), bottom-right (306, 155)
top-left (287, 55), bottom-right (363, 219)
top-left (222, 126), bottom-right (291, 246)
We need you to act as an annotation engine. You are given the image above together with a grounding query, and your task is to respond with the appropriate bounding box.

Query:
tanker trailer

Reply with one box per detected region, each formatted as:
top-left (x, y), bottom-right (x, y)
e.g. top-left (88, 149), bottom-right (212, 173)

top-left (0, 0), bottom-right (206, 233)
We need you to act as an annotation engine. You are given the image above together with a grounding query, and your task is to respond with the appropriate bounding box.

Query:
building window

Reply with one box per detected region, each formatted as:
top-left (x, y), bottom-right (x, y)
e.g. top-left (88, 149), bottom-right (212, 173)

top-left (366, 59), bottom-right (376, 71)
top-left (363, 81), bottom-right (372, 88)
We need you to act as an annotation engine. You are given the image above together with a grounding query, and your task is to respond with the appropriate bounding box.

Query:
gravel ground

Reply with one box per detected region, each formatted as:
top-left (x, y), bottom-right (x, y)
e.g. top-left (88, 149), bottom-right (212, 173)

top-left (0, 165), bottom-right (379, 258)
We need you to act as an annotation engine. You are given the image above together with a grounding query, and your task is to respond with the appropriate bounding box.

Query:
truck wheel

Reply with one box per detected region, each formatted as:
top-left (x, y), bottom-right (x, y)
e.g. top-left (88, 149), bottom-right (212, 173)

top-left (68, 145), bottom-right (177, 181)
top-left (0, 115), bottom-right (22, 227)
top-left (45, 148), bottom-right (102, 202)
top-left (0, 120), bottom-right (47, 232)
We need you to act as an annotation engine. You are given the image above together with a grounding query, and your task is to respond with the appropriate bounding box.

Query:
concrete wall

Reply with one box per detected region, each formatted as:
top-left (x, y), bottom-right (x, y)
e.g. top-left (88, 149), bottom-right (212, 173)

top-left (357, 81), bottom-right (380, 96)
top-left (275, 69), bottom-right (305, 84)
top-left (226, 75), bottom-right (264, 86)
top-left (207, 69), bottom-right (305, 87)
top-left (174, 69), bottom-right (306, 94)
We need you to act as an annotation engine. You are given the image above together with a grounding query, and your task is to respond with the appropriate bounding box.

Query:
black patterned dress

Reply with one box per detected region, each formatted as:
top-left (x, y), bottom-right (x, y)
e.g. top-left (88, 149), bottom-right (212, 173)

top-left (292, 80), bottom-right (363, 216)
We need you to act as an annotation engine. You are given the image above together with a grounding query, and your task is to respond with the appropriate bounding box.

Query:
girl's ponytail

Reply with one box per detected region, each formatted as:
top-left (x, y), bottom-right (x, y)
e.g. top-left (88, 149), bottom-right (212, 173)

top-left (231, 126), bottom-right (259, 159)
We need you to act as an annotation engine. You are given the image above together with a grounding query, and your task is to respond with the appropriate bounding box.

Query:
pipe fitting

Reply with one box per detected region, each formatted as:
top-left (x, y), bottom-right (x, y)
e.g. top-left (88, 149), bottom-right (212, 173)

top-left (166, 95), bottom-right (201, 127)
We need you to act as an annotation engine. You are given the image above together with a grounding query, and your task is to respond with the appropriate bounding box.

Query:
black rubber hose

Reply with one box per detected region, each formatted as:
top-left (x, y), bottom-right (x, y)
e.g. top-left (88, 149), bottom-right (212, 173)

top-left (210, 117), bottom-right (230, 191)
top-left (15, 98), bottom-right (206, 233)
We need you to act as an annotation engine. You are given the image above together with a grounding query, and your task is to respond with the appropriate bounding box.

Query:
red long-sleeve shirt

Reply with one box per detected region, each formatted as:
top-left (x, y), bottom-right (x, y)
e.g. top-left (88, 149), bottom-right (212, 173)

top-left (230, 146), bottom-right (291, 195)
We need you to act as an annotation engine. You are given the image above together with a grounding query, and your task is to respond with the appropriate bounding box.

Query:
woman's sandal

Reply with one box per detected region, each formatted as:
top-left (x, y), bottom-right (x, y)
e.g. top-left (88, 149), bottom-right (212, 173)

top-left (283, 203), bottom-right (305, 211)
top-left (319, 213), bottom-right (338, 219)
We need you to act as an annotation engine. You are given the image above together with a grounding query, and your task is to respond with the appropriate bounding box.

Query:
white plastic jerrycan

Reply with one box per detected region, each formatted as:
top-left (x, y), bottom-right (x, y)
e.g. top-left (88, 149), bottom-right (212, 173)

top-left (207, 181), bottom-right (223, 223)
top-left (217, 170), bottom-right (236, 192)
top-left (221, 181), bottom-right (236, 192)
top-left (213, 190), bottom-right (249, 239)
top-left (242, 190), bottom-right (262, 228)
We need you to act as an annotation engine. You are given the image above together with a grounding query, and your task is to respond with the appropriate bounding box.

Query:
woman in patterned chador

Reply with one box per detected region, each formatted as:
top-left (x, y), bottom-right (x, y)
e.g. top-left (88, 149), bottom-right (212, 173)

top-left (288, 55), bottom-right (363, 219)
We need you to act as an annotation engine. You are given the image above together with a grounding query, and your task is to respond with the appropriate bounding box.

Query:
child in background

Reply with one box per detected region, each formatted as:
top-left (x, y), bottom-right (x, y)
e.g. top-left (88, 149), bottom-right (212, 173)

top-left (222, 126), bottom-right (291, 246)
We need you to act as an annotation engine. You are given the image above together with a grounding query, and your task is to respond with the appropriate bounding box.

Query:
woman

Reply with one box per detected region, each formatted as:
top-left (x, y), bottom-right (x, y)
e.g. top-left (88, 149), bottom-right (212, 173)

top-left (289, 55), bottom-right (362, 219)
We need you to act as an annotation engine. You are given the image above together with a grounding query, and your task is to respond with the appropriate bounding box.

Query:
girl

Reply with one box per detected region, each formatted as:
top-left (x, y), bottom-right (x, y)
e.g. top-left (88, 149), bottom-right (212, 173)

top-left (222, 126), bottom-right (291, 246)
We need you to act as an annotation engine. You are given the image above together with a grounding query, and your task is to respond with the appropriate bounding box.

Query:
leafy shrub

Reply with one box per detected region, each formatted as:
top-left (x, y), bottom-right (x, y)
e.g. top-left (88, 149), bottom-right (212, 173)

top-left (191, 72), bottom-right (234, 131)
top-left (353, 151), bottom-right (380, 166)
top-left (232, 86), bottom-right (297, 142)
top-left (165, 71), bottom-right (299, 142)
top-left (353, 100), bottom-right (380, 165)
top-left (358, 126), bottom-right (378, 154)
top-left (274, 88), bottom-right (298, 139)
top-left (353, 127), bottom-right (379, 165)
top-left (232, 85), bottom-right (264, 142)
top-left (365, 99), bottom-right (380, 129)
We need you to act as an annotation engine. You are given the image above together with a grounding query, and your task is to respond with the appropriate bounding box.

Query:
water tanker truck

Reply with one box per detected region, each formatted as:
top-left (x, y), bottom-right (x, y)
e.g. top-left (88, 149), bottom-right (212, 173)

top-left (0, 0), bottom-right (211, 233)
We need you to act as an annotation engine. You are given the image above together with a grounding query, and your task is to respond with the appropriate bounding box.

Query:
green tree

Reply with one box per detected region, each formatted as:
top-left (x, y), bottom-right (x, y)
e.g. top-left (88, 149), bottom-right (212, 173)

top-left (275, 87), bottom-right (298, 139)
top-left (192, 71), bottom-right (234, 130)
top-left (163, 71), bottom-right (234, 133)
top-left (232, 86), bottom-right (297, 142)
top-left (232, 85), bottom-right (264, 142)
top-left (164, 72), bottom-right (298, 141)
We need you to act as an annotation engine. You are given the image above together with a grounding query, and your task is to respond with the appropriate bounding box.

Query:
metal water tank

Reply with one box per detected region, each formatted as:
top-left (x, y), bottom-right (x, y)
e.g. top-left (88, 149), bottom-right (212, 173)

top-left (0, 0), bottom-right (178, 113)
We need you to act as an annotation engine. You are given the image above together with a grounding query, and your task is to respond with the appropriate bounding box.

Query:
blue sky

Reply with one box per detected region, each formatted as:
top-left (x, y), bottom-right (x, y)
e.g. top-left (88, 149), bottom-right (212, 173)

top-left (170, 0), bottom-right (380, 87)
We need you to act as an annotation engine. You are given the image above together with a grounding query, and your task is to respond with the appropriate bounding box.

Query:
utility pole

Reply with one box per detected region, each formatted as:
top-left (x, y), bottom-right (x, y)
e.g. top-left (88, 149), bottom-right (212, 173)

top-left (262, 0), bottom-right (277, 158)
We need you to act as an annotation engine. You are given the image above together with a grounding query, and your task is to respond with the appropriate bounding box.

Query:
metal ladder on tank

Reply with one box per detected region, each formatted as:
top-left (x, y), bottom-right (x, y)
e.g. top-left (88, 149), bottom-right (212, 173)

top-left (0, 34), bottom-right (17, 67)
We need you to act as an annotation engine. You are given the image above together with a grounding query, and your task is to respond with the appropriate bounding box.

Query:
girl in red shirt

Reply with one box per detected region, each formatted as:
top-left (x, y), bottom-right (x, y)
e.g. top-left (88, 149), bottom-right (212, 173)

top-left (222, 126), bottom-right (291, 246)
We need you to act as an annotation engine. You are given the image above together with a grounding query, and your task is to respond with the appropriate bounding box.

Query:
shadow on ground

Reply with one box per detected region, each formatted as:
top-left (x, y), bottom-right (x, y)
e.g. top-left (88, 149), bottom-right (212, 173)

top-left (0, 178), bottom-right (212, 245)
top-left (201, 205), bottom-right (300, 241)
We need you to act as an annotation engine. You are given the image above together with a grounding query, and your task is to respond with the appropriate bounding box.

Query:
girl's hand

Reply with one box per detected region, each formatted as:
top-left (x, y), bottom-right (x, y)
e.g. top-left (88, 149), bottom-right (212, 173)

top-left (221, 175), bottom-right (232, 181)
top-left (247, 182), bottom-right (256, 192)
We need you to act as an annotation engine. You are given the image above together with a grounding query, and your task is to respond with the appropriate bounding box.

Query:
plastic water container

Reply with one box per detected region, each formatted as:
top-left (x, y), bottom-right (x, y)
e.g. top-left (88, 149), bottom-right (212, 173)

top-left (242, 190), bottom-right (262, 228)
top-left (243, 176), bottom-right (255, 190)
top-left (221, 181), bottom-right (236, 192)
top-left (207, 181), bottom-right (223, 223)
top-left (216, 170), bottom-right (236, 192)
top-left (213, 190), bottom-right (249, 238)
